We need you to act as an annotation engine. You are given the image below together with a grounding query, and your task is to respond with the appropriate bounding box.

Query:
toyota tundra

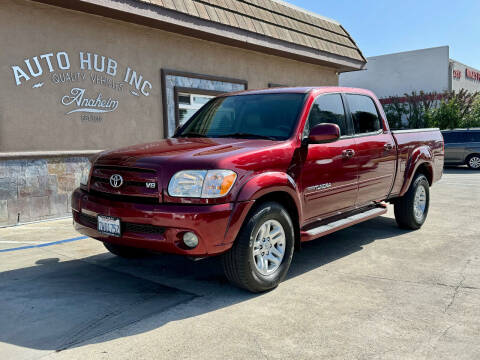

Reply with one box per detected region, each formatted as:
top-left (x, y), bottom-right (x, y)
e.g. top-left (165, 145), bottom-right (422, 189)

top-left (72, 87), bottom-right (444, 292)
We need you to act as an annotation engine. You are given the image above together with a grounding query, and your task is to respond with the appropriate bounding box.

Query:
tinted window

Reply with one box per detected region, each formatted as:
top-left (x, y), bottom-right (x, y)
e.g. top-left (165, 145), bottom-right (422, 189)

top-left (308, 94), bottom-right (348, 135)
top-left (470, 132), bottom-right (480, 142)
top-left (442, 132), bottom-right (454, 143)
top-left (442, 132), bottom-right (469, 143)
top-left (346, 94), bottom-right (382, 134)
top-left (175, 93), bottom-right (306, 140)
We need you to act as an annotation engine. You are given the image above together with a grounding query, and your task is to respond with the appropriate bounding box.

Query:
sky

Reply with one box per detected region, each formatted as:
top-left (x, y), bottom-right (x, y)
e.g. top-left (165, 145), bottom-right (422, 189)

top-left (285, 0), bottom-right (480, 69)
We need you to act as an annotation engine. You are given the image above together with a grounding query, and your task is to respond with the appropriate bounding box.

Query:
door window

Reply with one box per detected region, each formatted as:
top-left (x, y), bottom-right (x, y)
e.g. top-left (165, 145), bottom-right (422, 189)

top-left (307, 94), bottom-right (348, 136)
top-left (346, 94), bottom-right (382, 135)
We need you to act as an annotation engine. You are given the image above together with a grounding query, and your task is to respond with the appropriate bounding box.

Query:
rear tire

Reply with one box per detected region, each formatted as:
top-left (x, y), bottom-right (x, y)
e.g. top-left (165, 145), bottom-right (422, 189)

top-left (222, 202), bottom-right (295, 293)
top-left (394, 174), bottom-right (430, 230)
top-left (103, 242), bottom-right (147, 258)
top-left (466, 154), bottom-right (480, 170)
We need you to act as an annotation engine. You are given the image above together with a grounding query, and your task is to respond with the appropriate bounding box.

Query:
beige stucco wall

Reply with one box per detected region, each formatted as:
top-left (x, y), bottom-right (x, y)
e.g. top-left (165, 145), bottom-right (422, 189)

top-left (0, 0), bottom-right (338, 153)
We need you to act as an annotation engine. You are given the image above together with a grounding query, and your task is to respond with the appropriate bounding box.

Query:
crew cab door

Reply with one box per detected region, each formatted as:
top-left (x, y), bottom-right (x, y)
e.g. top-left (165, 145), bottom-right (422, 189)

top-left (300, 93), bottom-right (358, 221)
top-left (344, 94), bottom-right (396, 206)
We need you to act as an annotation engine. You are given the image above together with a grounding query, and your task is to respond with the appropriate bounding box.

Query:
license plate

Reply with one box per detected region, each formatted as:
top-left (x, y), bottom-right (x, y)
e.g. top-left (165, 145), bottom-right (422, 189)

top-left (97, 215), bottom-right (121, 237)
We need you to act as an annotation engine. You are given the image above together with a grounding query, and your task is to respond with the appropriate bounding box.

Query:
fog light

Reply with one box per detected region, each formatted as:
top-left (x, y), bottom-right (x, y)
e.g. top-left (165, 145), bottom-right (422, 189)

top-left (183, 232), bottom-right (199, 248)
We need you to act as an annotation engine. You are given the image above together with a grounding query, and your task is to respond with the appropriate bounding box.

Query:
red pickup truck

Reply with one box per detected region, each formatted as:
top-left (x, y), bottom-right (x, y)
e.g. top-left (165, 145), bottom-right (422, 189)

top-left (72, 87), bottom-right (444, 292)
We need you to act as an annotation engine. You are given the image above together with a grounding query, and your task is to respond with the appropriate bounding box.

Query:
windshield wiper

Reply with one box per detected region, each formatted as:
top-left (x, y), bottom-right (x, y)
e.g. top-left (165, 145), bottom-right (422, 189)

top-left (215, 133), bottom-right (279, 141)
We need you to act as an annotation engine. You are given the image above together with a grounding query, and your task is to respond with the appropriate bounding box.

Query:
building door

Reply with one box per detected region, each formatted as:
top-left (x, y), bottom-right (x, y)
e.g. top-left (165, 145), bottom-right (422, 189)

top-left (344, 94), bottom-right (396, 206)
top-left (301, 93), bottom-right (358, 221)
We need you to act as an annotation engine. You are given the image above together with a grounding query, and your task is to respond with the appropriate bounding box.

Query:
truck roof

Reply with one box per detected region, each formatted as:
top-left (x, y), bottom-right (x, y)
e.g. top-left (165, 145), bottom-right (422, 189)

top-left (225, 86), bottom-right (375, 97)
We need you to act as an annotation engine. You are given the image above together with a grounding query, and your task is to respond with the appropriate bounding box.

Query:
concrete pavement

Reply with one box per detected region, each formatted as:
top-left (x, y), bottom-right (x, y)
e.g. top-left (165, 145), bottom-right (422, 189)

top-left (0, 167), bottom-right (479, 359)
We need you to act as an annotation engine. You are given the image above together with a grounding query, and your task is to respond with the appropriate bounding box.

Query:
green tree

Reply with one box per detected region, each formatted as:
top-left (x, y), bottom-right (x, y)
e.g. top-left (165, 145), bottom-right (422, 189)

top-left (462, 97), bottom-right (480, 128)
top-left (426, 90), bottom-right (479, 129)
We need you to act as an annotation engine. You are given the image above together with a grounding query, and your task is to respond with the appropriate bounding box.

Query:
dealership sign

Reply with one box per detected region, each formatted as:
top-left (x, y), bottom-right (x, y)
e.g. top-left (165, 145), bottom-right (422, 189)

top-left (466, 68), bottom-right (480, 81)
top-left (10, 51), bottom-right (152, 118)
top-left (61, 88), bottom-right (119, 114)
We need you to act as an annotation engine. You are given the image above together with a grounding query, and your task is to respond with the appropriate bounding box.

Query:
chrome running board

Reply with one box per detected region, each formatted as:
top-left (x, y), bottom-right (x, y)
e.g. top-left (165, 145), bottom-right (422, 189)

top-left (300, 206), bottom-right (387, 242)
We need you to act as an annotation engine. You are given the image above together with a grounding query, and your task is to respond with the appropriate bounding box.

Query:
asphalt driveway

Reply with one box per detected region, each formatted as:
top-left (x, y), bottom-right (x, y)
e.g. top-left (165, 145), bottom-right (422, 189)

top-left (0, 167), bottom-right (479, 360)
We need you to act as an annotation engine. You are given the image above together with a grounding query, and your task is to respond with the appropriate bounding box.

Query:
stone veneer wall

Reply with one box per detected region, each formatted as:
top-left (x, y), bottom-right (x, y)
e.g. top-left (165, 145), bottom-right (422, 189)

top-left (0, 157), bottom-right (90, 226)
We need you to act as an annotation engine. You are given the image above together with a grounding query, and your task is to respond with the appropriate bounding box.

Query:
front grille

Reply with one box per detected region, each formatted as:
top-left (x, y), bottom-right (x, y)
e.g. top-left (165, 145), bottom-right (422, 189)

top-left (124, 222), bottom-right (165, 234)
top-left (90, 190), bottom-right (160, 204)
top-left (79, 212), bottom-right (97, 228)
top-left (78, 212), bottom-right (165, 235)
top-left (91, 176), bottom-right (151, 188)
top-left (89, 165), bottom-right (159, 200)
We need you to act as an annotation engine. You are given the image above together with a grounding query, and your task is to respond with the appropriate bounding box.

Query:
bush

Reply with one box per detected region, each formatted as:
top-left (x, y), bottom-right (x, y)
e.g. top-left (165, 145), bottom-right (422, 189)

top-left (383, 90), bottom-right (479, 130)
top-left (426, 90), bottom-right (479, 129)
top-left (462, 97), bottom-right (480, 128)
top-left (425, 99), bottom-right (461, 129)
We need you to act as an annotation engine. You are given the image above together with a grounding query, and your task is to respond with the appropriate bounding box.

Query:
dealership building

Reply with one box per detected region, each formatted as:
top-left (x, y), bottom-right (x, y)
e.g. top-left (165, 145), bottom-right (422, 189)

top-left (0, 0), bottom-right (365, 226)
top-left (340, 46), bottom-right (480, 101)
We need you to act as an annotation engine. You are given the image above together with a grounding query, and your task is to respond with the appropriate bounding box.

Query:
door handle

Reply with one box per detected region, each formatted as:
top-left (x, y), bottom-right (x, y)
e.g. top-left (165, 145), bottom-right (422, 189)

top-left (384, 143), bottom-right (394, 151)
top-left (342, 149), bottom-right (355, 159)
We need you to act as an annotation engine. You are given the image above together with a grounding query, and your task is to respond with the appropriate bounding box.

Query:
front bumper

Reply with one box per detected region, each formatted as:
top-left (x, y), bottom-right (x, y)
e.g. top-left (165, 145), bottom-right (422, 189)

top-left (71, 188), bottom-right (254, 256)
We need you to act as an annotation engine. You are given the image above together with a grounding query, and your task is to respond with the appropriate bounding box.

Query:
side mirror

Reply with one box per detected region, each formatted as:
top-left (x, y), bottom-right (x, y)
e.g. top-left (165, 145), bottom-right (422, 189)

top-left (308, 123), bottom-right (340, 144)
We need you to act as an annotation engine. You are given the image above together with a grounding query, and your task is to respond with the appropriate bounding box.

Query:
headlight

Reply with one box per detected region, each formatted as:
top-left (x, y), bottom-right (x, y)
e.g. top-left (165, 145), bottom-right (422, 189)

top-left (202, 170), bottom-right (237, 198)
top-left (168, 170), bottom-right (237, 198)
top-left (80, 162), bottom-right (92, 186)
top-left (168, 170), bottom-right (207, 198)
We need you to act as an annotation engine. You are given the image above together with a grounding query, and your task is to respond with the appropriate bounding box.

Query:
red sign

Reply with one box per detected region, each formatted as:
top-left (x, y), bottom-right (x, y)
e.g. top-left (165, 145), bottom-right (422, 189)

top-left (466, 68), bottom-right (480, 81)
top-left (452, 69), bottom-right (461, 79)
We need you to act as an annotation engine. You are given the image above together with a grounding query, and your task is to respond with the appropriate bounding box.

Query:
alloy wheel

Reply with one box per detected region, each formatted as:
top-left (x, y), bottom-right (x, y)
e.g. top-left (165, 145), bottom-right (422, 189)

top-left (252, 219), bottom-right (286, 275)
top-left (413, 185), bottom-right (427, 222)
top-left (469, 156), bottom-right (480, 169)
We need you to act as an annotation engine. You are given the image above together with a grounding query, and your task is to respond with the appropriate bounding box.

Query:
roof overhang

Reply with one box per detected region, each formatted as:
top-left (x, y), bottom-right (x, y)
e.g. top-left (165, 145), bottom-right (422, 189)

top-left (31, 0), bottom-right (366, 72)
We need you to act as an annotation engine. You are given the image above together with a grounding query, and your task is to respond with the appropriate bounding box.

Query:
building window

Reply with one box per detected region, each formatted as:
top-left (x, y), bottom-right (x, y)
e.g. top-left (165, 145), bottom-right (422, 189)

top-left (175, 88), bottom-right (218, 128)
top-left (161, 69), bottom-right (247, 137)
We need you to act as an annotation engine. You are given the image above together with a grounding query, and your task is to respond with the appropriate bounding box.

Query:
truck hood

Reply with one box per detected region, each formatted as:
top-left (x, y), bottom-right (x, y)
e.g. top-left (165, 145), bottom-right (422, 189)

top-left (95, 138), bottom-right (292, 171)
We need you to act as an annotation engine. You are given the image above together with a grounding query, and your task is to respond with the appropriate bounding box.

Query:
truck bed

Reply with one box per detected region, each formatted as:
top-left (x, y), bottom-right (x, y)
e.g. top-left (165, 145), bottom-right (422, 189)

top-left (389, 128), bottom-right (444, 197)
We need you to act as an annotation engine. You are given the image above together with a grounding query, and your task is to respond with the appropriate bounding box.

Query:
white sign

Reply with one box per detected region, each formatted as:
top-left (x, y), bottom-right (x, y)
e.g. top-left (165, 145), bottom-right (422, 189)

top-left (61, 88), bottom-right (119, 114)
top-left (10, 50), bottom-right (153, 119)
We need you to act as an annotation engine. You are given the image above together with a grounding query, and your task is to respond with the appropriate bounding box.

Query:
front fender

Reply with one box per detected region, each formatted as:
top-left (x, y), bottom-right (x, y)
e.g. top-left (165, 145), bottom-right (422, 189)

top-left (399, 146), bottom-right (433, 196)
top-left (235, 172), bottom-right (303, 222)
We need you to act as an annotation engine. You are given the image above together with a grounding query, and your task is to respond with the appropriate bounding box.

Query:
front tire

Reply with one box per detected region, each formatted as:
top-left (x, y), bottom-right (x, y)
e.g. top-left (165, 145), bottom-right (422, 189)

top-left (222, 202), bottom-right (295, 293)
top-left (394, 174), bottom-right (430, 229)
top-left (466, 154), bottom-right (480, 170)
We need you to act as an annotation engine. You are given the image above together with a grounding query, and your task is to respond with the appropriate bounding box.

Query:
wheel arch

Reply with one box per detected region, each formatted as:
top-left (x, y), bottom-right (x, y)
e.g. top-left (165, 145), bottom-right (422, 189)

top-left (415, 162), bottom-right (433, 185)
top-left (249, 191), bottom-right (301, 251)
top-left (465, 152), bottom-right (480, 165)
top-left (399, 146), bottom-right (434, 196)
top-left (235, 172), bottom-right (302, 251)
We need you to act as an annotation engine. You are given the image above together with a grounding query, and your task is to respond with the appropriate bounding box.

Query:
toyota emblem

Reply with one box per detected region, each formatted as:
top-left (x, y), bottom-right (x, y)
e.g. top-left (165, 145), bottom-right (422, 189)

top-left (109, 174), bottom-right (123, 188)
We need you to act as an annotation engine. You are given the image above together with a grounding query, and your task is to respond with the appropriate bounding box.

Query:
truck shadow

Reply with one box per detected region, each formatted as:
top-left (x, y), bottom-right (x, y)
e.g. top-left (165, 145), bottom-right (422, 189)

top-left (0, 216), bottom-right (409, 353)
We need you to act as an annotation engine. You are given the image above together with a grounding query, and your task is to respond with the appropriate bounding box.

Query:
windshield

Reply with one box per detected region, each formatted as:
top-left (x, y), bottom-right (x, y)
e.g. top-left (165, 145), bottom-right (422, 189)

top-left (174, 93), bottom-right (306, 140)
